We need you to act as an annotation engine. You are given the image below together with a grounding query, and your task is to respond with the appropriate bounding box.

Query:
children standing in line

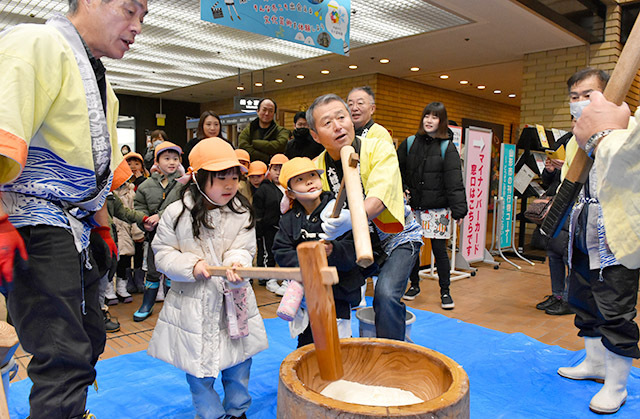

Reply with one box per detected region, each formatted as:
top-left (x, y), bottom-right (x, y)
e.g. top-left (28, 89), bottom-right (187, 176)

top-left (272, 158), bottom-right (364, 346)
top-left (148, 137), bottom-right (267, 419)
top-left (253, 153), bottom-right (289, 294)
top-left (133, 141), bottom-right (185, 321)
top-left (247, 161), bottom-right (268, 203)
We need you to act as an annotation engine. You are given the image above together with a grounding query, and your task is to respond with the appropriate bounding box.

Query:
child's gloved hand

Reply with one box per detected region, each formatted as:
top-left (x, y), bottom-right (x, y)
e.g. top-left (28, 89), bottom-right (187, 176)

top-left (319, 199), bottom-right (352, 240)
top-left (0, 214), bottom-right (28, 295)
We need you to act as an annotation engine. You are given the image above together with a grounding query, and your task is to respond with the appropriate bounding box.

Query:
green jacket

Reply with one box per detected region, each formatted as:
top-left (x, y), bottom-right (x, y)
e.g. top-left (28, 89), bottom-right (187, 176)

top-left (134, 171), bottom-right (183, 230)
top-left (107, 193), bottom-right (146, 225)
top-left (238, 118), bottom-right (290, 164)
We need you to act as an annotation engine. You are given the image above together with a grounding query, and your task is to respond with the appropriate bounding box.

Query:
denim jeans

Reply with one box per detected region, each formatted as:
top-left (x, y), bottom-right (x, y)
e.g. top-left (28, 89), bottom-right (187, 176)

top-left (373, 241), bottom-right (421, 340)
top-left (186, 358), bottom-right (252, 419)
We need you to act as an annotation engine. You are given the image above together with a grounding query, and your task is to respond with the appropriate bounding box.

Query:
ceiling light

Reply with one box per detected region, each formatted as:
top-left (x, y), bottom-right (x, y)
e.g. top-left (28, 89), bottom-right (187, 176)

top-left (348, 65), bottom-right (358, 70)
top-left (275, 78), bottom-right (283, 83)
top-left (459, 80), bottom-right (468, 85)
top-left (440, 74), bottom-right (449, 79)
top-left (296, 74), bottom-right (305, 79)
top-left (477, 85), bottom-right (486, 90)
top-left (410, 67), bottom-right (420, 72)
top-left (379, 58), bottom-right (390, 64)
top-left (321, 69), bottom-right (330, 74)
top-left (493, 89), bottom-right (501, 94)
top-left (254, 82), bottom-right (263, 87)
top-left (236, 85), bottom-right (244, 91)
top-left (508, 93), bottom-right (517, 98)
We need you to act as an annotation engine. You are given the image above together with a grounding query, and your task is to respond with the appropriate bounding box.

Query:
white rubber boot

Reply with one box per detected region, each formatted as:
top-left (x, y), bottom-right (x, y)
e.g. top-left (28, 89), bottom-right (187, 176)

top-left (104, 278), bottom-right (118, 306)
top-left (589, 349), bottom-right (633, 414)
top-left (115, 277), bottom-right (133, 303)
top-left (558, 337), bottom-right (606, 382)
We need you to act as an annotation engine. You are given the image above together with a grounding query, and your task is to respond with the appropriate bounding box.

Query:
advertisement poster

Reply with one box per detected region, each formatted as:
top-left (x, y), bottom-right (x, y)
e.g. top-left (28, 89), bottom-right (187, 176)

top-left (449, 125), bottom-right (462, 152)
top-left (498, 143), bottom-right (516, 249)
top-left (200, 0), bottom-right (351, 56)
top-left (461, 127), bottom-right (492, 263)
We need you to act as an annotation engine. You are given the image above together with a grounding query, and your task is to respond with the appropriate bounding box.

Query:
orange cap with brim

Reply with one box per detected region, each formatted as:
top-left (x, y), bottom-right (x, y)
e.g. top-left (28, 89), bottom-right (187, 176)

top-left (110, 158), bottom-right (133, 191)
top-left (189, 137), bottom-right (248, 174)
top-left (279, 157), bottom-right (324, 189)
top-left (124, 151), bottom-right (144, 164)
top-left (235, 149), bottom-right (250, 165)
top-left (269, 153), bottom-right (289, 167)
top-left (247, 161), bottom-right (268, 176)
top-left (155, 141), bottom-right (183, 162)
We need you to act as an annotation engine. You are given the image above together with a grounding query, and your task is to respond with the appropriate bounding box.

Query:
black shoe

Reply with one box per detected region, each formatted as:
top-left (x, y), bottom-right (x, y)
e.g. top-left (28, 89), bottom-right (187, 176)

top-left (545, 300), bottom-right (574, 315)
top-left (441, 293), bottom-right (455, 310)
top-left (103, 310), bottom-right (120, 333)
top-left (536, 295), bottom-right (558, 310)
top-left (132, 268), bottom-right (146, 293)
top-left (258, 279), bottom-right (267, 286)
top-left (403, 286), bottom-right (420, 301)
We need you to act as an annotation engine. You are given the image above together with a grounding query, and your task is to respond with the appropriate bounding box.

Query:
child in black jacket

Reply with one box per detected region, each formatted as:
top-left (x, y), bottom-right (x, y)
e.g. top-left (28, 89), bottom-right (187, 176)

top-left (272, 157), bottom-right (364, 347)
top-left (253, 154), bottom-right (288, 293)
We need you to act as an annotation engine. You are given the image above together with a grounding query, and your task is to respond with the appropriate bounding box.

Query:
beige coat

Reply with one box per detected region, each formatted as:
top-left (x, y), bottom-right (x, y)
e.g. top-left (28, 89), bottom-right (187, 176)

top-left (113, 183), bottom-right (145, 256)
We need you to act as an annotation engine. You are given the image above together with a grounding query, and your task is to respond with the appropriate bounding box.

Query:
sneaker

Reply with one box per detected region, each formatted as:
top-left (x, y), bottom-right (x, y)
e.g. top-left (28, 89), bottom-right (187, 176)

top-left (441, 293), bottom-right (455, 310)
top-left (265, 279), bottom-right (280, 293)
top-left (275, 280), bottom-right (289, 296)
top-left (403, 286), bottom-right (420, 301)
top-left (536, 295), bottom-right (558, 310)
top-left (103, 310), bottom-right (120, 333)
top-left (545, 300), bottom-right (574, 315)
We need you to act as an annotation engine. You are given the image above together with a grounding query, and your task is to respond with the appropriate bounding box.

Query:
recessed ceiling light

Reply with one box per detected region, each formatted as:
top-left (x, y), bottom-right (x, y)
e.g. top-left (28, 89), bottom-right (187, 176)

top-left (275, 78), bottom-right (283, 83)
top-left (254, 82), bottom-right (263, 87)
top-left (348, 65), bottom-right (358, 70)
top-left (477, 85), bottom-right (486, 90)
top-left (410, 67), bottom-right (420, 72)
top-left (440, 74), bottom-right (449, 79)
top-left (379, 58), bottom-right (390, 64)
top-left (296, 74), bottom-right (305, 79)
top-left (459, 80), bottom-right (469, 85)
top-left (508, 93), bottom-right (517, 98)
top-left (321, 69), bottom-right (330, 74)
top-left (236, 85), bottom-right (244, 91)
top-left (493, 89), bottom-right (502, 94)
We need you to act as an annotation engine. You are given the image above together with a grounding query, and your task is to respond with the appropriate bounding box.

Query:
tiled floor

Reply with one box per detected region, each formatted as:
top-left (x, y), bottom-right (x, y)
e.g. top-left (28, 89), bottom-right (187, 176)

top-left (11, 257), bottom-right (640, 382)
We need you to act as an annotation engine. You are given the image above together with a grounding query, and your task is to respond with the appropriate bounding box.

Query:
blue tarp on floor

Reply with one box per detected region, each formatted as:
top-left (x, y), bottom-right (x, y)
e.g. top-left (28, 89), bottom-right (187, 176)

top-left (8, 299), bottom-right (640, 418)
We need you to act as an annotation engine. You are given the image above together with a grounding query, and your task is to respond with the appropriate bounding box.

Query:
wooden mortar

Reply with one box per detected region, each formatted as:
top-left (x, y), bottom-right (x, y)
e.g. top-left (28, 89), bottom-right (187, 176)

top-left (278, 338), bottom-right (469, 418)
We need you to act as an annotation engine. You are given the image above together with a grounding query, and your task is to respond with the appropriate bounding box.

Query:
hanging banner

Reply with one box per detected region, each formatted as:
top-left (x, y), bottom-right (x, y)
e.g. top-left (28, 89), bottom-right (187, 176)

top-left (498, 143), bottom-right (516, 249)
top-left (461, 126), bottom-right (492, 263)
top-left (200, 0), bottom-right (351, 56)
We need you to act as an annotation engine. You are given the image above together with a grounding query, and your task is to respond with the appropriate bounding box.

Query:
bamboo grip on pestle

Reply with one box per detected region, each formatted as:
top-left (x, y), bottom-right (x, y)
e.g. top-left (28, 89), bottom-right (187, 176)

top-left (206, 266), bottom-right (338, 285)
top-left (296, 241), bottom-right (343, 381)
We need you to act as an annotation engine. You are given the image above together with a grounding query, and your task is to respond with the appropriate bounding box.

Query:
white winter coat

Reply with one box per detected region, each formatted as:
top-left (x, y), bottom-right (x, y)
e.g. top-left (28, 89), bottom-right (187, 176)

top-left (147, 192), bottom-right (268, 378)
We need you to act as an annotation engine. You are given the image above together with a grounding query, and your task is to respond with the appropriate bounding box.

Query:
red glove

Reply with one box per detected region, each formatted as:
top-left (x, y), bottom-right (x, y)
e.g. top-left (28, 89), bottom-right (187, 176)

top-left (0, 214), bottom-right (28, 295)
top-left (92, 226), bottom-right (118, 260)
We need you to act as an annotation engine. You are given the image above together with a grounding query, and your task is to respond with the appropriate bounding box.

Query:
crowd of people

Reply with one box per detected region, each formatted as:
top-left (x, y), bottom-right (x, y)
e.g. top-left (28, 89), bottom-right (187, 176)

top-left (0, 1), bottom-right (638, 418)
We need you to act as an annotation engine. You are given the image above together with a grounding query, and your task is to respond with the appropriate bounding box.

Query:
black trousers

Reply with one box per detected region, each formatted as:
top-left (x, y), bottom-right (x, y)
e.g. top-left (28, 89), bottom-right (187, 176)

top-left (409, 238), bottom-right (450, 293)
top-left (568, 246), bottom-right (640, 358)
top-left (8, 225), bottom-right (105, 418)
top-left (257, 229), bottom-right (277, 268)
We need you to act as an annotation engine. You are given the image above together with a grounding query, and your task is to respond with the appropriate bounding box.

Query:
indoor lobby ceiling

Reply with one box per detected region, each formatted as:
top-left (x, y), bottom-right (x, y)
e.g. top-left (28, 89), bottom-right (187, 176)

top-left (0, 0), bottom-right (587, 105)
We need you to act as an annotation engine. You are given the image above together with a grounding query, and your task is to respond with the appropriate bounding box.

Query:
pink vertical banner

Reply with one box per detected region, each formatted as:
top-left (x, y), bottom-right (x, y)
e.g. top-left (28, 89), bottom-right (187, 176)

top-left (461, 126), bottom-right (492, 263)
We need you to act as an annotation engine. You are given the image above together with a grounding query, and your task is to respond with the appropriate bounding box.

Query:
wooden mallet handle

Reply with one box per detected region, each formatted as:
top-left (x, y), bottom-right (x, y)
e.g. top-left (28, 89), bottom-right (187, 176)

top-left (334, 145), bottom-right (374, 268)
top-left (206, 266), bottom-right (338, 285)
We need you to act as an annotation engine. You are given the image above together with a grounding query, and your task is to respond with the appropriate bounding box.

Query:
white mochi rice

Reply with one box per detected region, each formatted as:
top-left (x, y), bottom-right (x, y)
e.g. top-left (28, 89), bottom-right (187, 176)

top-left (320, 379), bottom-right (424, 406)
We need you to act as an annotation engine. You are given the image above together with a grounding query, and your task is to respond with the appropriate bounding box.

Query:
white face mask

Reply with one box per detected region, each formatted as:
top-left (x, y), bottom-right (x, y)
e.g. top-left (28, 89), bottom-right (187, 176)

top-left (570, 99), bottom-right (590, 120)
top-left (153, 139), bottom-right (163, 148)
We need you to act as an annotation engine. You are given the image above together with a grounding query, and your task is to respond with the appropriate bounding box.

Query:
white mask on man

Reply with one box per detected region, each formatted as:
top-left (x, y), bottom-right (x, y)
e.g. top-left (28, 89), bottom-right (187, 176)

top-left (570, 99), bottom-right (590, 120)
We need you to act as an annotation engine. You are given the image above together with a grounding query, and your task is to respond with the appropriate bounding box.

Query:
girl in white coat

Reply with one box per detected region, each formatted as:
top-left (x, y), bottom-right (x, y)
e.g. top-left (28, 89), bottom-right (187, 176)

top-left (148, 137), bottom-right (268, 419)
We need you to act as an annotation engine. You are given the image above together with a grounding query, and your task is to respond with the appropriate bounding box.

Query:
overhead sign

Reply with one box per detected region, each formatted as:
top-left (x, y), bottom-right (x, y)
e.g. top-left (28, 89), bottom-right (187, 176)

top-left (498, 143), bottom-right (516, 249)
top-left (200, 0), bottom-right (351, 56)
top-left (461, 126), bottom-right (492, 263)
top-left (234, 96), bottom-right (262, 113)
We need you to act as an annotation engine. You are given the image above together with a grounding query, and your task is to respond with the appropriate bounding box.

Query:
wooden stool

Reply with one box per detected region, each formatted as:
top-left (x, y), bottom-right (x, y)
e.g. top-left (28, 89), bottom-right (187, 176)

top-left (0, 321), bottom-right (19, 418)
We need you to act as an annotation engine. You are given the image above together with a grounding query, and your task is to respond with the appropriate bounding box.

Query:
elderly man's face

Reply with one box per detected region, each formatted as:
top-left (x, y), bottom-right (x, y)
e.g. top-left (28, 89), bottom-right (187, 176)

top-left (257, 100), bottom-right (276, 125)
top-left (347, 89), bottom-right (376, 130)
top-left (310, 100), bottom-right (355, 159)
top-left (83, 0), bottom-right (148, 59)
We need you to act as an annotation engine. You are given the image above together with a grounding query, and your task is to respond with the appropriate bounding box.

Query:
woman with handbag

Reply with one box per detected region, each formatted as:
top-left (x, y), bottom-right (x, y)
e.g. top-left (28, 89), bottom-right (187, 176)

top-left (535, 131), bottom-right (573, 316)
top-left (397, 102), bottom-right (467, 309)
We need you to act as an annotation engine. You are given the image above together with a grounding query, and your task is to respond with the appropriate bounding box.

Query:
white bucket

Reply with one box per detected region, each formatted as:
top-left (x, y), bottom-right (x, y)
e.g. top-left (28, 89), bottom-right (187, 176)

top-left (355, 307), bottom-right (416, 341)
